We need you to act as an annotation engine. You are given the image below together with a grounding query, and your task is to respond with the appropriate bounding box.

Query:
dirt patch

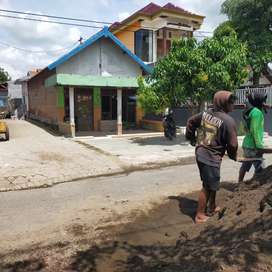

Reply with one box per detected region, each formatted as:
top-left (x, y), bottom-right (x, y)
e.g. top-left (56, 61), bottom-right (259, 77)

top-left (1, 167), bottom-right (272, 271)
top-left (37, 152), bottom-right (67, 163)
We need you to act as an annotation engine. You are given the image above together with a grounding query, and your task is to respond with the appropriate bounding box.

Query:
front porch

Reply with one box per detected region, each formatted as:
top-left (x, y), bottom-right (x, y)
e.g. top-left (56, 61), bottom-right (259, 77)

top-left (45, 74), bottom-right (144, 137)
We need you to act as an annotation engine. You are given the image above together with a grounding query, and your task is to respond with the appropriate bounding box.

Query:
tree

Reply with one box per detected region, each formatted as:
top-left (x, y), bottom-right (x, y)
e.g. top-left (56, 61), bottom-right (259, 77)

top-left (222, 0), bottom-right (272, 85)
top-left (0, 67), bottom-right (11, 83)
top-left (213, 21), bottom-right (237, 39)
top-left (138, 34), bottom-right (248, 114)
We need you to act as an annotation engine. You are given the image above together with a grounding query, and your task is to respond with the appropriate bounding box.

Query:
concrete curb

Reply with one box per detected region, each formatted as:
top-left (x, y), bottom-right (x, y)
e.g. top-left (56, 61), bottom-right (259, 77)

top-left (0, 156), bottom-right (196, 193)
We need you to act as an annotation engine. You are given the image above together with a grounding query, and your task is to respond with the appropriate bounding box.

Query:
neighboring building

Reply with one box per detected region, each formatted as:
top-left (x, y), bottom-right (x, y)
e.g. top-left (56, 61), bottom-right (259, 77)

top-left (8, 81), bottom-right (23, 100)
top-left (110, 2), bottom-right (204, 63)
top-left (27, 27), bottom-right (151, 136)
top-left (242, 65), bottom-right (272, 87)
top-left (15, 69), bottom-right (42, 118)
top-left (0, 83), bottom-right (9, 118)
top-left (0, 82), bottom-right (8, 97)
top-left (0, 82), bottom-right (8, 107)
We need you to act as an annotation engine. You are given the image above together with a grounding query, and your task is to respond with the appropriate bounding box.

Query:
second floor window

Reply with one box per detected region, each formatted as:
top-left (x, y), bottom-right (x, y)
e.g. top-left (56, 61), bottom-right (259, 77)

top-left (135, 29), bottom-right (153, 63)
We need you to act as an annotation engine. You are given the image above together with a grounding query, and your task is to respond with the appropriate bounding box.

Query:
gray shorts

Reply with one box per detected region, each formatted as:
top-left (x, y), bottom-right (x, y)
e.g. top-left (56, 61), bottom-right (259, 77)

top-left (240, 148), bottom-right (265, 173)
top-left (197, 161), bottom-right (220, 191)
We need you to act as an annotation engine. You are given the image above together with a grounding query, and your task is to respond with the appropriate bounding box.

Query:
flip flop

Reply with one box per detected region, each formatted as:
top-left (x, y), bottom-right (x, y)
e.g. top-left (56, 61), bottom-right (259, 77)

top-left (195, 215), bottom-right (210, 224)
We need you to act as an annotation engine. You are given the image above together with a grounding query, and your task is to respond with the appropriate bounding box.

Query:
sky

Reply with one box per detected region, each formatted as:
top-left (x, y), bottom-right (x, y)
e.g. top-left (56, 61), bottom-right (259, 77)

top-left (0, 0), bottom-right (227, 79)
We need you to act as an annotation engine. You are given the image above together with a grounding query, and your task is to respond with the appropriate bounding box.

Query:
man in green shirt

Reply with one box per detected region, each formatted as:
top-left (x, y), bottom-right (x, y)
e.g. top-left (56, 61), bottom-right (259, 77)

top-left (238, 91), bottom-right (267, 182)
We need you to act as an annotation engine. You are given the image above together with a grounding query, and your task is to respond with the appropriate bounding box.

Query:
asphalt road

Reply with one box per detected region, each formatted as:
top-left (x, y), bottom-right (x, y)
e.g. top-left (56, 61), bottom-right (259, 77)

top-left (0, 160), bottom-right (242, 253)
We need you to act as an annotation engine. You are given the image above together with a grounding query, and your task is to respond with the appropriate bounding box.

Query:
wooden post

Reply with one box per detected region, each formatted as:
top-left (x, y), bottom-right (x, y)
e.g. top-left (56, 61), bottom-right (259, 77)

top-left (163, 28), bottom-right (167, 57)
top-left (117, 88), bottom-right (122, 135)
top-left (69, 87), bottom-right (75, 137)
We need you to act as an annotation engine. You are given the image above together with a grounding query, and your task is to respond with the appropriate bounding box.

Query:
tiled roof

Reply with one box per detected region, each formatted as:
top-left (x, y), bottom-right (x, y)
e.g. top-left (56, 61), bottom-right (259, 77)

top-left (110, 2), bottom-right (204, 31)
top-left (138, 2), bottom-right (161, 16)
top-left (163, 3), bottom-right (195, 16)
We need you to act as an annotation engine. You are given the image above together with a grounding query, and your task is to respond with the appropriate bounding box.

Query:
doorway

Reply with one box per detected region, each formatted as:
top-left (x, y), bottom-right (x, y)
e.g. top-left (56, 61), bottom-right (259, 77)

top-left (74, 88), bottom-right (93, 131)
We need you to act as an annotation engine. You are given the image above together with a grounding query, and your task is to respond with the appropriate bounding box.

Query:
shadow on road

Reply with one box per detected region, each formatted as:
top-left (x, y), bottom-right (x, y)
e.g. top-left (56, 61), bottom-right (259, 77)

top-left (168, 195), bottom-right (198, 221)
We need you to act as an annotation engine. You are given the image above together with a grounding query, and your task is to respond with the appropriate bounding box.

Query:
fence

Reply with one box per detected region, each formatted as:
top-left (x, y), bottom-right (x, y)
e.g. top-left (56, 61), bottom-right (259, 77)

top-left (235, 86), bottom-right (272, 106)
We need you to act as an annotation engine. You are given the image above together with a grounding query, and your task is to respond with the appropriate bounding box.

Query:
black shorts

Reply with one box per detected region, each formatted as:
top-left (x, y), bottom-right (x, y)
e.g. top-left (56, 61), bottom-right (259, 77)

top-left (197, 161), bottom-right (220, 191)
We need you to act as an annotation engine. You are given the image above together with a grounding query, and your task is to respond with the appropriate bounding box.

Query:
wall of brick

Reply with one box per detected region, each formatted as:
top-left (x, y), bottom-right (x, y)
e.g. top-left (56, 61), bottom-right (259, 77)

top-left (28, 69), bottom-right (64, 125)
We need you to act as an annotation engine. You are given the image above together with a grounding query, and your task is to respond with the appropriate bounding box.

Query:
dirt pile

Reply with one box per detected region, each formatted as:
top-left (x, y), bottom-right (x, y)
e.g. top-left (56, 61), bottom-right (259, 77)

top-left (1, 167), bottom-right (272, 272)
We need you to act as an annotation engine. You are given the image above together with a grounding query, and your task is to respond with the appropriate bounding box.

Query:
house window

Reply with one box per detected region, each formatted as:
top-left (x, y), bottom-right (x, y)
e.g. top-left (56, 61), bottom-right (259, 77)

top-left (135, 29), bottom-right (153, 62)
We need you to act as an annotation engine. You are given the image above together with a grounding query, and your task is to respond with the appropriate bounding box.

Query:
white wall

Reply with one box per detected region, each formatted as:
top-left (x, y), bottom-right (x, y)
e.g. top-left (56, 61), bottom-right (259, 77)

top-left (8, 81), bottom-right (23, 99)
top-left (57, 38), bottom-right (142, 77)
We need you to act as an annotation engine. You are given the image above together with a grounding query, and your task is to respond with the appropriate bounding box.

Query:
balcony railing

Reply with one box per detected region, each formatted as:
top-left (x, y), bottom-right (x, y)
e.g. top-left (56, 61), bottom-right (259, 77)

top-left (235, 86), bottom-right (272, 106)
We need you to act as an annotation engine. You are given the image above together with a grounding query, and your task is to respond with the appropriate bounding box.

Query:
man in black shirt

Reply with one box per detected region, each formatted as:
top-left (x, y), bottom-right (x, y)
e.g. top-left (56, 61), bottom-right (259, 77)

top-left (186, 91), bottom-right (238, 223)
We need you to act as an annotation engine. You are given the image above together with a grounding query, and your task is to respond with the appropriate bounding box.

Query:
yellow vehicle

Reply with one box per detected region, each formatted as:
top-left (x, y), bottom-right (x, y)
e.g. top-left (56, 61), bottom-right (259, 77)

top-left (0, 95), bottom-right (10, 141)
top-left (0, 121), bottom-right (9, 141)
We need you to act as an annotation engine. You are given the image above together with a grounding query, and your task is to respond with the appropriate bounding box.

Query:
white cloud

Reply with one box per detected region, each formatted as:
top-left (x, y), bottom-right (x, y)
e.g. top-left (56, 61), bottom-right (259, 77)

top-left (118, 12), bottom-right (130, 21)
top-left (171, 0), bottom-right (227, 32)
top-left (0, 0), bottom-right (10, 8)
top-left (0, 8), bottom-right (84, 79)
top-left (100, 0), bottom-right (110, 7)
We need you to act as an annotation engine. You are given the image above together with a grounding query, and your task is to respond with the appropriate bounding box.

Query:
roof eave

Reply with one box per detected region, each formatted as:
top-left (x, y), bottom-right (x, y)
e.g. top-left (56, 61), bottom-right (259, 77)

top-left (47, 27), bottom-right (152, 75)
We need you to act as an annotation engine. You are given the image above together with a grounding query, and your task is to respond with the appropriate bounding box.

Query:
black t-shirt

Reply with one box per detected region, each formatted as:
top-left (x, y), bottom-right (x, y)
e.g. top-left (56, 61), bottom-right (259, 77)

top-left (186, 110), bottom-right (238, 167)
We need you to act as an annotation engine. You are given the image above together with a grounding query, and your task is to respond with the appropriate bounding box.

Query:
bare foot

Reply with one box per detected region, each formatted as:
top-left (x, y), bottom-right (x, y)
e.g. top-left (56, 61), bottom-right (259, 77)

top-left (195, 214), bottom-right (209, 224)
top-left (206, 206), bottom-right (221, 217)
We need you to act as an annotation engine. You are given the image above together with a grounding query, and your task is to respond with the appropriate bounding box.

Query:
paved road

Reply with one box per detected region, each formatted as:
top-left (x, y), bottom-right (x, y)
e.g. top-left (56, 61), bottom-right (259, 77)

top-left (0, 120), bottom-right (122, 191)
top-left (0, 160), bottom-right (243, 253)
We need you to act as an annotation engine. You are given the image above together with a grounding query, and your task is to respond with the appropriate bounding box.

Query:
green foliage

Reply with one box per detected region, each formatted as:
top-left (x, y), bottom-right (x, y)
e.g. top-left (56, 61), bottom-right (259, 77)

top-left (0, 67), bottom-right (11, 83)
top-left (214, 21), bottom-right (237, 39)
top-left (222, 0), bottom-right (272, 84)
top-left (138, 35), bottom-right (248, 113)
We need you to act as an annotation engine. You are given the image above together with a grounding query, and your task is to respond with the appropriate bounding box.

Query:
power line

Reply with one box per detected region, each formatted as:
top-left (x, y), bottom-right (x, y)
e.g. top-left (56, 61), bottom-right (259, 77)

top-left (0, 8), bottom-right (112, 25)
top-left (0, 14), bottom-right (103, 29)
top-left (0, 13), bottom-right (213, 38)
top-left (0, 40), bottom-right (78, 53)
top-left (0, 8), bottom-right (213, 33)
top-left (0, 14), bottom-right (161, 33)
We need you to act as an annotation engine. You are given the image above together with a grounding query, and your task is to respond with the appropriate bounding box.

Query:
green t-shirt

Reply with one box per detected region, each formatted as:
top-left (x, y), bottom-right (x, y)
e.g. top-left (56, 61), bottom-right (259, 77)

top-left (242, 107), bottom-right (264, 149)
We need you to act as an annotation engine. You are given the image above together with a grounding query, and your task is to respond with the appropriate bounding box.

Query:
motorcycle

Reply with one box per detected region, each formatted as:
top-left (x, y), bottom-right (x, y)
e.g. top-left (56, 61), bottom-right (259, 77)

top-left (163, 108), bottom-right (176, 140)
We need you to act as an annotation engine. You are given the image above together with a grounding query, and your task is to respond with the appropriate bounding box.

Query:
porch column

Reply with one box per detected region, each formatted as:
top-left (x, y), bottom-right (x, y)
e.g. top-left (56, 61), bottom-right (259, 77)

top-left (152, 30), bottom-right (157, 63)
top-left (69, 87), bottom-right (75, 137)
top-left (117, 88), bottom-right (122, 135)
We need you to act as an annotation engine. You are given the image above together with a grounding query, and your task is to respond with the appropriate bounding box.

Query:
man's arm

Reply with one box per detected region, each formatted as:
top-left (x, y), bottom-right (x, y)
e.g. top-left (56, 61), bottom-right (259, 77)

top-left (226, 120), bottom-right (238, 161)
top-left (186, 113), bottom-right (202, 146)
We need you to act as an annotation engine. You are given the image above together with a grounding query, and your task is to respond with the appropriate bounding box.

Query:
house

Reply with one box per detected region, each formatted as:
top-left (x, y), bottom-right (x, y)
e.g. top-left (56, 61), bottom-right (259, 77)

top-left (110, 2), bottom-right (205, 63)
top-left (27, 27), bottom-right (151, 136)
top-left (26, 2), bottom-right (204, 136)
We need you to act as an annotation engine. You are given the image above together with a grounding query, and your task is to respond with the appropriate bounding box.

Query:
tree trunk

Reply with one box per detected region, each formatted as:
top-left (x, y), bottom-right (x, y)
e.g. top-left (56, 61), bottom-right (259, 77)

top-left (187, 101), bottom-right (206, 116)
